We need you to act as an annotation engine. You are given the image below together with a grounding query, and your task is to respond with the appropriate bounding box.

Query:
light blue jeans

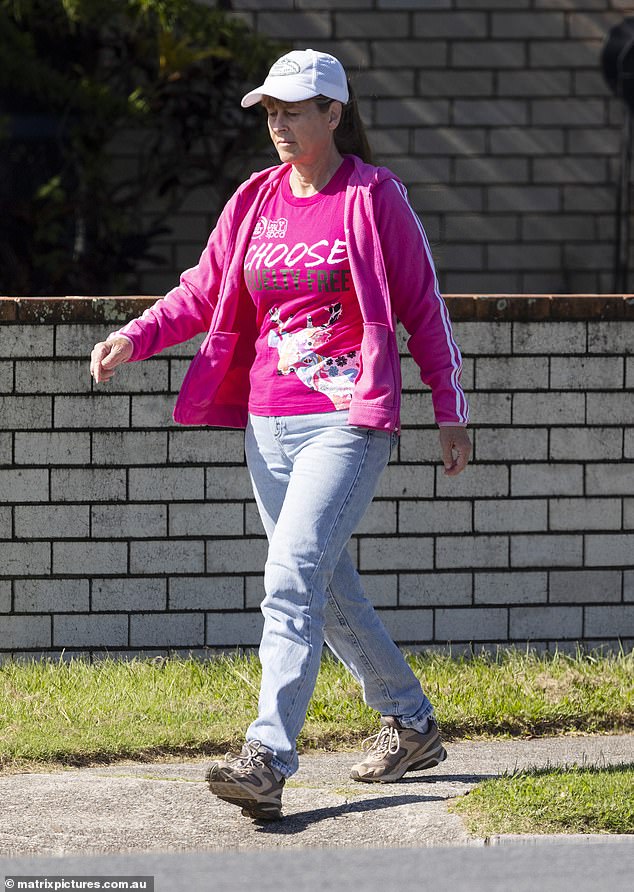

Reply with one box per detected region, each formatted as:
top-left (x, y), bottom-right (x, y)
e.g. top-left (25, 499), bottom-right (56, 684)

top-left (244, 412), bottom-right (434, 779)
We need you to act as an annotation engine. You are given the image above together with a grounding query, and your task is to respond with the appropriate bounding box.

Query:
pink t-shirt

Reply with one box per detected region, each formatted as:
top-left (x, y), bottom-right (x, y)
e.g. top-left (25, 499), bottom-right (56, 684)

top-left (243, 158), bottom-right (364, 415)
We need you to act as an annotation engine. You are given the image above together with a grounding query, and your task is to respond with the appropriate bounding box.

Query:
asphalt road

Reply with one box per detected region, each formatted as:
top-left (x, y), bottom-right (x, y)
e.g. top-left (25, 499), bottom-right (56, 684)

top-left (1, 841), bottom-right (634, 892)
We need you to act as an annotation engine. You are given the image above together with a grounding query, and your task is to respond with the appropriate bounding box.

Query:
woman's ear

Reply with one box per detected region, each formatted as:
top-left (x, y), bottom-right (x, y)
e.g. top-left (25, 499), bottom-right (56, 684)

top-left (328, 101), bottom-right (343, 130)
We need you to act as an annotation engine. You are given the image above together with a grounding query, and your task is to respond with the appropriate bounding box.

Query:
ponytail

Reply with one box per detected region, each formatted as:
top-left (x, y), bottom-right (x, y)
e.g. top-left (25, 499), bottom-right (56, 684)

top-left (315, 80), bottom-right (373, 164)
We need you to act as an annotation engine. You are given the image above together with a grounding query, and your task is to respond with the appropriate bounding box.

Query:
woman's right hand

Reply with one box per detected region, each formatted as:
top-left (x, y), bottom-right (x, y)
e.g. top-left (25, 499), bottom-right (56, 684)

top-left (90, 337), bottom-right (133, 383)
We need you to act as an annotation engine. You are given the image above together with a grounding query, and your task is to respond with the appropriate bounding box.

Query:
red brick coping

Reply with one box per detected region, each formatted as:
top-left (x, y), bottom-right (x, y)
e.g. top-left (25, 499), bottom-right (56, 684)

top-left (1, 295), bottom-right (633, 323)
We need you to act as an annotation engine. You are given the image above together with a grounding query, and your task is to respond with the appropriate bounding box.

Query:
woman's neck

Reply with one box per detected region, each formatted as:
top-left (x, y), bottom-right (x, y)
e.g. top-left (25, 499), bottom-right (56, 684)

top-left (290, 150), bottom-right (344, 197)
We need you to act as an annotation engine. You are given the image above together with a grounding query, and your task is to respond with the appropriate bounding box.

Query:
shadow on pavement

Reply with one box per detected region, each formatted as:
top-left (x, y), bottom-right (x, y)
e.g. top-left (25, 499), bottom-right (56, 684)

top-left (394, 772), bottom-right (498, 785)
top-left (253, 792), bottom-right (446, 835)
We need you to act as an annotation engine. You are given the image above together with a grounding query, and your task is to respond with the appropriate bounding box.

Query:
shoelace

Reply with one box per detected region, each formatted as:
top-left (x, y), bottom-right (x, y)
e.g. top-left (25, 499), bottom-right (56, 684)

top-left (360, 725), bottom-right (400, 758)
top-left (225, 740), bottom-right (267, 771)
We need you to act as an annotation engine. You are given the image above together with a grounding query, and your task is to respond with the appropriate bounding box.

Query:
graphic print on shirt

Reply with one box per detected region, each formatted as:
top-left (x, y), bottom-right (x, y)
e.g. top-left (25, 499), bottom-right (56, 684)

top-left (244, 216), bottom-right (349, 275)
top-left (243, 157), bottom-right (364, 415)
top-left (267, 302), bottom-right (360, 410)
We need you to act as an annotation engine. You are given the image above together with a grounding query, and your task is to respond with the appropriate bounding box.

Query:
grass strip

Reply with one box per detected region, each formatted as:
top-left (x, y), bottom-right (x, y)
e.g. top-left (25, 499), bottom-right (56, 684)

top-left (0, 647), bottom-right (631, 770)
top-left (450, 762), bottom-right (634, 836)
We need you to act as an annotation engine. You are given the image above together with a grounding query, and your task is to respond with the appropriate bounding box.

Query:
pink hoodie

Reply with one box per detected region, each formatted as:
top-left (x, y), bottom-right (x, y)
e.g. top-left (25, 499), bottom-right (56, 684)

top-left (114, 155), bottom-right (468, 431)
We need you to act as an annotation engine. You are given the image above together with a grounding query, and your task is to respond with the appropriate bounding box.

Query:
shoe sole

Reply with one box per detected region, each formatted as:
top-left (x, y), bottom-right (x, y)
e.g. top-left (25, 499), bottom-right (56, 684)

top-left (350, 741), bottom-right (448, 784)
top-left (205, 765), bottom-right (283, 821)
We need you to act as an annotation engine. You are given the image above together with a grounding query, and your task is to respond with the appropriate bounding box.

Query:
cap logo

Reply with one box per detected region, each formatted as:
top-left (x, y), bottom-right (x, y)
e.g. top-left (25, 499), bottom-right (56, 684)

top-left (269, 58), bottom-right (301, 77)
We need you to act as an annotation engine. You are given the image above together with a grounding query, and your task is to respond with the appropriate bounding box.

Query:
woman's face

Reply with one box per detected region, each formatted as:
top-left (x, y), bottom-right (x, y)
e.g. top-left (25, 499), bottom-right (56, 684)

top-left (264, 98), bottom-right (341, 166)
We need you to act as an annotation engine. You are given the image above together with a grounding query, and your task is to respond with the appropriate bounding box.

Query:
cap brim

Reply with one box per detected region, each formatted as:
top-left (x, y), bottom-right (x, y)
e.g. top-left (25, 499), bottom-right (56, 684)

top-left (240, 81), bottom-right (319, 108)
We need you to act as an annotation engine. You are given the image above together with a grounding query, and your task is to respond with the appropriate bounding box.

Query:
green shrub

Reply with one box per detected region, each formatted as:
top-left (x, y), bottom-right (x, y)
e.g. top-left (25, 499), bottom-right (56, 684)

top-left (0, 0), bottom-right (279, 295)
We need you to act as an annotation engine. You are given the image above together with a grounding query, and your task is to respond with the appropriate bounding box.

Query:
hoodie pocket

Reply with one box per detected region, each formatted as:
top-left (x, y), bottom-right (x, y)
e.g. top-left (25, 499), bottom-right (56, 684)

top-left (177, 330), bottom-right (240, 412)
top-left (353, 321), bottom-right (400, 406)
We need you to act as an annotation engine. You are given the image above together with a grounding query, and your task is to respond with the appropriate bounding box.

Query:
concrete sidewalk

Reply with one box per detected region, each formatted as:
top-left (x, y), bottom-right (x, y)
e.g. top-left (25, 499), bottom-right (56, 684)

top-left (0, 733), bottom-right (632, 857)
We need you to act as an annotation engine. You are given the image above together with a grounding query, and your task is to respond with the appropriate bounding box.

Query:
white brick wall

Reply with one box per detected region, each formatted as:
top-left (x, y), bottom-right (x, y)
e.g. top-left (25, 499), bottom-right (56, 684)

top-left (131, 0), bottom-right (631, 295)
top-left (0, 298), bottom-right (633, 656)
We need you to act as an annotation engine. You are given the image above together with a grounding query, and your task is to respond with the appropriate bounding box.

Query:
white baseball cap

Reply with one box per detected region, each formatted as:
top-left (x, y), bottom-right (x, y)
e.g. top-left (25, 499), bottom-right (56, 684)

top-left (241, 49), bottom-right (349, 108)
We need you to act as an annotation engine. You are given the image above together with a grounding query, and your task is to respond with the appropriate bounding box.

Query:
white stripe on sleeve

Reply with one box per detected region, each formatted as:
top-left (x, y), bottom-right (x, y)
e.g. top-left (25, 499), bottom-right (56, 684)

top-left (389, 180), bottom-right (468, 423)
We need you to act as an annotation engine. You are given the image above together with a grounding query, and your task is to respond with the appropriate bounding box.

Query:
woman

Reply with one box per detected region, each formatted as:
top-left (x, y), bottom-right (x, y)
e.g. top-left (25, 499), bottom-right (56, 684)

top-left (91, 48), bottom-right (471, 822)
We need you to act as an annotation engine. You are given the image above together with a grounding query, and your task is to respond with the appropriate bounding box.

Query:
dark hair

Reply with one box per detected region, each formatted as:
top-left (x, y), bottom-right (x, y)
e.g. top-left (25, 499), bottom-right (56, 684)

top-left (315, 80), bottom-right (373, 164)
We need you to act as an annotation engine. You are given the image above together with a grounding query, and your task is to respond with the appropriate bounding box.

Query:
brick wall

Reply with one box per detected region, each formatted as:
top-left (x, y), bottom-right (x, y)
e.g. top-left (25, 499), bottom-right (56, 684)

top-left (137, 0), bottom-right (634, 295)
top-left (1, 295), bottom-right (632, 659)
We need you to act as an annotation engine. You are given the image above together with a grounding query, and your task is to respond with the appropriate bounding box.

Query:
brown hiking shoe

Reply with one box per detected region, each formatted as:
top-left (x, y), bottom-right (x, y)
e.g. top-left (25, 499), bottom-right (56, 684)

top-left (350, 716), bottom-right (447, 783)
top-left (205, 740), bottom-right (285, 821)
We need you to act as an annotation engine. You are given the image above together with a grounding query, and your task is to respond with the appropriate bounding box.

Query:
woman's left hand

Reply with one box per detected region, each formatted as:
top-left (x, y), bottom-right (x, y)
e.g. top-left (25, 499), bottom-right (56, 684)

top-left (439, 426), bottom-right (472, 477)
